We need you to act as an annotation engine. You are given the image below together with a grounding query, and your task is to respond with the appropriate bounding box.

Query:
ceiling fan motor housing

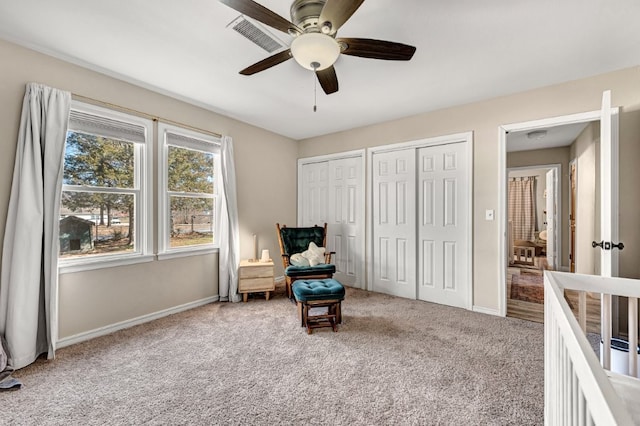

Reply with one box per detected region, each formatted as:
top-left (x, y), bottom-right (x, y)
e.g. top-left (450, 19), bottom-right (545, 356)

top-left (290, 0), bottom-right (326, 33)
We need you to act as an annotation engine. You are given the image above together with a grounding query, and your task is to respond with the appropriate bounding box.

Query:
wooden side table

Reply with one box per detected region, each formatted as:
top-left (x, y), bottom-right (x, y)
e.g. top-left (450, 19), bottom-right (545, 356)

top-left (238, 259), bottom-right (275, 302)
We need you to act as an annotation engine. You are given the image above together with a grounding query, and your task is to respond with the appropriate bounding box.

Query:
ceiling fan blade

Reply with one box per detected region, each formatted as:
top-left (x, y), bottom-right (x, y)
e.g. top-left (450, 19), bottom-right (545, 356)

top-left (220, 0), bottom-right (300, 34)
top-left (318, 0), bottom-right (365, 33)
top-left (240, 49), bottom-right (292, 75)
top-left (338, 38), bottom-right (416, 61)
top-left (316, 66), bottom-right (339, 95)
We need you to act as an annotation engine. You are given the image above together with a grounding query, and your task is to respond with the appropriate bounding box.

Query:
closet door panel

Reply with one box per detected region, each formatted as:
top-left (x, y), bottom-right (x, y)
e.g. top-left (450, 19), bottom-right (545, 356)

top-left (327, 156), bottom-right (363, 287)
top-left (372, 149), bottom-right (417, 299)
top-left (300, 162), bottom-right (329, 227)
top-left (418, 142), bottom-right (469, 308)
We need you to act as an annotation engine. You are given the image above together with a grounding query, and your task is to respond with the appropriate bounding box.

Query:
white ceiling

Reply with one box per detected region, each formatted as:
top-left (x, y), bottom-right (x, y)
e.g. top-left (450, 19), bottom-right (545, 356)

top-left (1, 0), bottom-right (639, 140)
top-left (507, 122), bottom-right (590, 153)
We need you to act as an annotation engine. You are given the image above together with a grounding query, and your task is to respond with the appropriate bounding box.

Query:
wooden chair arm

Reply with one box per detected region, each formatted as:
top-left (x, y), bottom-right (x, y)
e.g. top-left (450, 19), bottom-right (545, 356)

top-left (325, 251), bottom-right (336, 264)
top-left (281, 253), bottom-right (291, 268)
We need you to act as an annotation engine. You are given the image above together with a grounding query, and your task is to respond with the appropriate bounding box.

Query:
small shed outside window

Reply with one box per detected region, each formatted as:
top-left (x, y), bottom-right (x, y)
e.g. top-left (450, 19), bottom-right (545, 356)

top-left (59, 216), bottom-right (94, 253)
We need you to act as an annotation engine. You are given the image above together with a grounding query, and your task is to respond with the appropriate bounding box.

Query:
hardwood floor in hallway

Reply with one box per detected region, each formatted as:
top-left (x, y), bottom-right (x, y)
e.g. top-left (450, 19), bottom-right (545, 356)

top-left (506, 266), bottom-right (601, 334)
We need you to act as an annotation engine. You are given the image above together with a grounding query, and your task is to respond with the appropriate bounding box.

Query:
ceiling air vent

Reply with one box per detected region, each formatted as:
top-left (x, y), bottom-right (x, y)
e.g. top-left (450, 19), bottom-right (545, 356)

top-left (228, 16), bottom-right (285, 53)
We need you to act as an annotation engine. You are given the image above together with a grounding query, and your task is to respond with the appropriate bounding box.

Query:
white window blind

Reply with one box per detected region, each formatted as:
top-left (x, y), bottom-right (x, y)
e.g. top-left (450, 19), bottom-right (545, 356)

top-left (165, 131), bottom-right (220, 152)
top-left (68, 110), bottom-right (146, 144)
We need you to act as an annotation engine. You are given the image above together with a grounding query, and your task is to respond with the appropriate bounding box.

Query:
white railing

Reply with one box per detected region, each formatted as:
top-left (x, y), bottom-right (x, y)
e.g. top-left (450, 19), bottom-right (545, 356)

top-left (544, 271), bottom-right (639, 425)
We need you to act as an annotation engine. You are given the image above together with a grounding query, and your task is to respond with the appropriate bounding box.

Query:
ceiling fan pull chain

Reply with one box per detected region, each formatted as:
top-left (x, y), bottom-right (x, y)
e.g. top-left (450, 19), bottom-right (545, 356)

top-left (311, 62), bottom-right (320, 112)
top-left (312, 62), bottom-right (318, 112)
top-left (314, 78), bottom-right (317, 112)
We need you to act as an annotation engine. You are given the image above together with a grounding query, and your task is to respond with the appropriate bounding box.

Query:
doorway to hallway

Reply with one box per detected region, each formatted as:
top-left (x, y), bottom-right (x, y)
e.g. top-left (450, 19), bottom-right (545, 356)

top-left (499, 105), bottom-right (614, 333)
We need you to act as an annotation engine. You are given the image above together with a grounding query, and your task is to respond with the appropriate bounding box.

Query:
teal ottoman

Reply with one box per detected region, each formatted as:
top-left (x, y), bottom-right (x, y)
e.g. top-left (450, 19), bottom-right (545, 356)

top-left (291, 279), bottom-right (345, 334)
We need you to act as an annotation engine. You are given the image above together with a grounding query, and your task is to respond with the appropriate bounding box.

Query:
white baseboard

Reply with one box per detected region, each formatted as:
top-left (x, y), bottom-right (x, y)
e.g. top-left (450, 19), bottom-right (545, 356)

top-left (57, 295), bottom-right (219, 349)
top-left (472, 305), bottom-right (502, 317)
top-left (275, 275), bottom-right (285, 283)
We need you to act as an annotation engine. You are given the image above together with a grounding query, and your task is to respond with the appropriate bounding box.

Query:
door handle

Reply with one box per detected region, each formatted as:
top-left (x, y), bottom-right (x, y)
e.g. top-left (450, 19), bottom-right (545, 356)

top-left (592, 241), bottom-right (624, 250)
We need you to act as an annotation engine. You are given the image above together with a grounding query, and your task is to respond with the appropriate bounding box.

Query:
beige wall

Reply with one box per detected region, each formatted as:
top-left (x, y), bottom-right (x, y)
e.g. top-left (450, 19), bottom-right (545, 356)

top-left (508, 147), bottom-right (571, 269)
top-left (298, 66), bottom-right (640, 312)
top-left (0, 39), bottom-right (298, 339)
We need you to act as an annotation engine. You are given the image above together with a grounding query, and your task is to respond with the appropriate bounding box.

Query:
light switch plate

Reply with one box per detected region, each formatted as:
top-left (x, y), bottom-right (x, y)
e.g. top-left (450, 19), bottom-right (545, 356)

top-left (485, 209), bottom-right (494, 221)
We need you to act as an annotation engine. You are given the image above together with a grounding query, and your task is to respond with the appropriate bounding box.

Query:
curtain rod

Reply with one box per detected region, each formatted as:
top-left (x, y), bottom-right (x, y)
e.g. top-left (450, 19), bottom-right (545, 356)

top-left (71, 93), bottom-right (223, 139)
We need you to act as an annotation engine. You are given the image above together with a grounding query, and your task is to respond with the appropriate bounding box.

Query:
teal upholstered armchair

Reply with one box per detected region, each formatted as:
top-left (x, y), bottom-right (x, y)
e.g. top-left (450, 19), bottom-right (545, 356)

top-left (276, 223), bottom-right (336, 299)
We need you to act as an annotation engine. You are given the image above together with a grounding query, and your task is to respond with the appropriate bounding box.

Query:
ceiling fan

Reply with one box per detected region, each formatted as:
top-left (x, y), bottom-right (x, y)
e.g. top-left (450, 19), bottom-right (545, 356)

top-left (220, 0), bottom-right (416, 95)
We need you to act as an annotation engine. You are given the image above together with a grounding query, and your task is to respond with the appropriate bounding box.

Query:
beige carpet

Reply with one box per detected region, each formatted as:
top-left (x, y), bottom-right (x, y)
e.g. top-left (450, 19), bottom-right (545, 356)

top-left (6, 285), bottom-right (544, 425)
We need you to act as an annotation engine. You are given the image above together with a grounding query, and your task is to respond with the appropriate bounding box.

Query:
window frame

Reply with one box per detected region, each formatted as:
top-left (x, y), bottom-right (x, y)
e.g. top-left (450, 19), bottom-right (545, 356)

top-left (157, 122), bottom-right (221, 260)
top-left (58, 101), bottom-right (154, 273)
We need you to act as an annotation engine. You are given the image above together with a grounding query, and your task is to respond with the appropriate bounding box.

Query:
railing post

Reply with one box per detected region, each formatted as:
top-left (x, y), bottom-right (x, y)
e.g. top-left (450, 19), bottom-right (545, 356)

top-left (602, 293), bottom-right (612, 370)
top-left (629, 297), bottom-right (638, 378)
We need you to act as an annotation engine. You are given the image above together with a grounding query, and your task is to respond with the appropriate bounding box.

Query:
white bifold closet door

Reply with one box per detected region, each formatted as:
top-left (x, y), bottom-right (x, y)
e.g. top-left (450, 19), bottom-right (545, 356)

top-left (371, 149), bottom-right (417, 299)
top-left (300, 161), bottom-right (329, 226)
top-left (327, 158), bottom-right (361, 287)
top-left (373, 142), bottom-right (469, 308)
top-left (299, 155), bottom-right (364, 288)
top-left (416, 142), bottom-right (469, 308)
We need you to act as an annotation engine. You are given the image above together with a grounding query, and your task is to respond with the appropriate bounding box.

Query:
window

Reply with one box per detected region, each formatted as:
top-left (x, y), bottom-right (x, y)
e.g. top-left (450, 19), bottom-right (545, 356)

top-left (158, 123), bottom-right (220, 258)
top-left (59, 101), bottom-right (153, 271)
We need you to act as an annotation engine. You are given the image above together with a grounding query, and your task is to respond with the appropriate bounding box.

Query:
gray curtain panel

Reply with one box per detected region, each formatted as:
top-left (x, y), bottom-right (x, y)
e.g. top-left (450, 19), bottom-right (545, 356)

top-left (218, 136), bottom-right (241, 302)
top-left (0, 83), bottom-right (70, 369)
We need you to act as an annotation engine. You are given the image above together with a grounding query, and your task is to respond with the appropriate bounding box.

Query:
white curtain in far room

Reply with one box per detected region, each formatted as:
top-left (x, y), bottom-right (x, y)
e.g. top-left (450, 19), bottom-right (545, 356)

top-left (218, 136), bottom-right (241, 302)
top-left (0, 83), bottom-right (71, 369)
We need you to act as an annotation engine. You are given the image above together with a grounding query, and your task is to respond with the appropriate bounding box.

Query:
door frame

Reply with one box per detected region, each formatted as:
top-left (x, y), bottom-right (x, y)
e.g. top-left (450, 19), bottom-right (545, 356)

top-left (366, 132), bottom-right (474, 309)
top-left (507, 163), bottom-right (561, 270)
top-left (297, 149), bottom-right (366, 289)
top-left (498, 108), bottom-right (619, 317)
top-left (568, 158), bottom-right (577, 273)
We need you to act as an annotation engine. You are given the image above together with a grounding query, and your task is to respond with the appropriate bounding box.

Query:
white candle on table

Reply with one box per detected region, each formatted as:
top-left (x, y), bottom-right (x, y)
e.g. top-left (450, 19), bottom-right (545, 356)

top-left (261, 249), bottom-right (270, 262)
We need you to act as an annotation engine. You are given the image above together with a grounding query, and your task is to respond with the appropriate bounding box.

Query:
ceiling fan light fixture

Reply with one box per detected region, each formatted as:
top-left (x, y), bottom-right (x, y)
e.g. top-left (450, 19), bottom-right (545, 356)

top-left (290, 32), bottom-right (340, 71)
